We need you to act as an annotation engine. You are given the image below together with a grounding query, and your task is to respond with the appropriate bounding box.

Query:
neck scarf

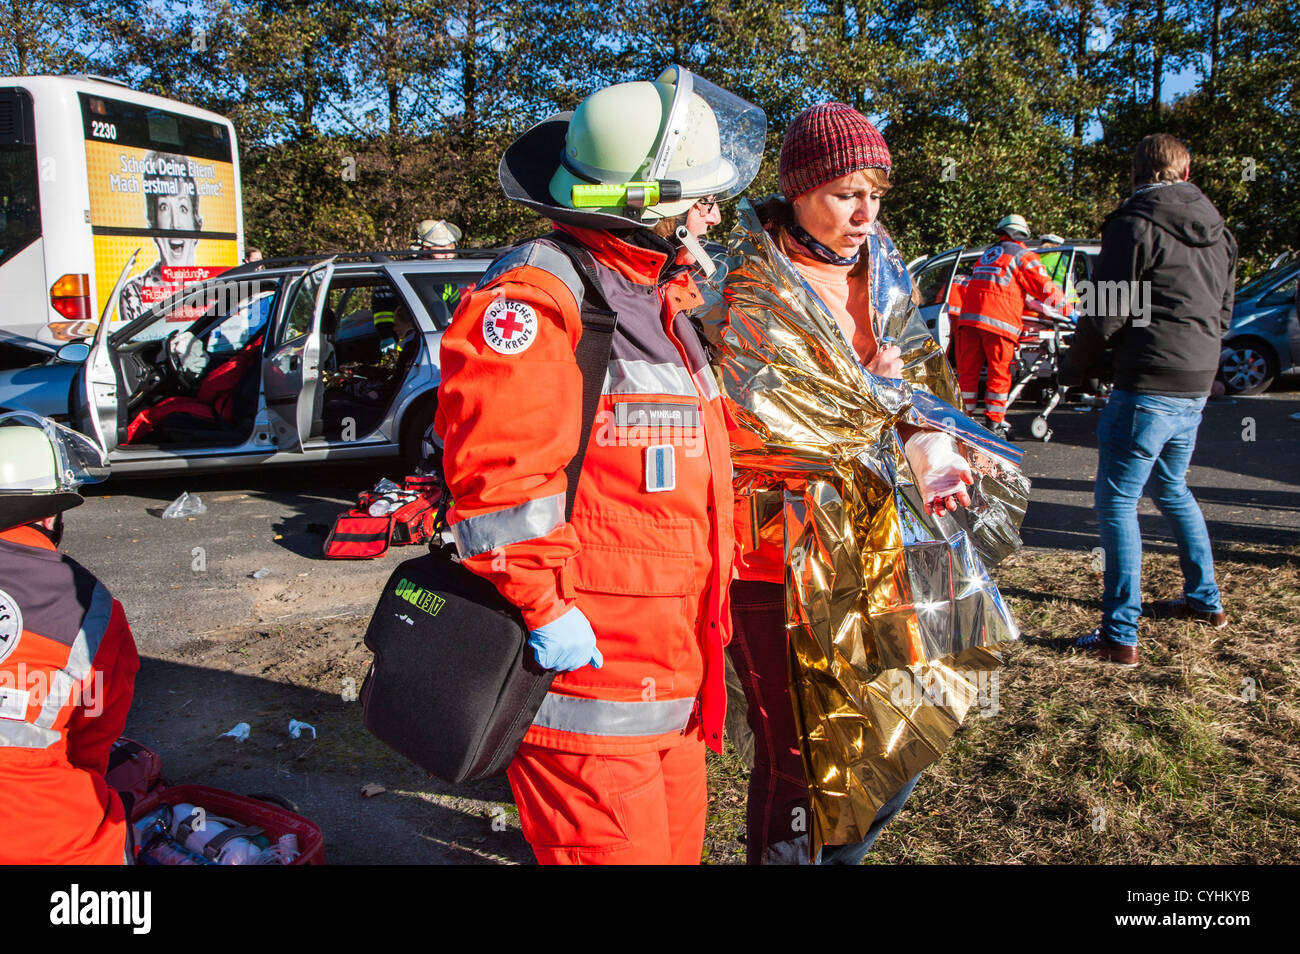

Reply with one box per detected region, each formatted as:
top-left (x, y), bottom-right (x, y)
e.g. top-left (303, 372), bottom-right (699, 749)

top-left (787, 222), bottom-right (859, 266)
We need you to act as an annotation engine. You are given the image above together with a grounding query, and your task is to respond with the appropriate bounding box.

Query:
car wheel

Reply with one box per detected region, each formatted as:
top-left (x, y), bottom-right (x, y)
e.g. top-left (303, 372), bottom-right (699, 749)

top-left (1219, 337), bottom-right (1278, 395)
top-left (400, 395), bottom-right (438, 473)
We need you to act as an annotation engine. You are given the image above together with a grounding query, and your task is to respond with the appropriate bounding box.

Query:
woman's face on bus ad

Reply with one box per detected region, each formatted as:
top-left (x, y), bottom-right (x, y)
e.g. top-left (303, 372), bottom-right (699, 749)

top-left (153, 193), bottom-right (199, 267)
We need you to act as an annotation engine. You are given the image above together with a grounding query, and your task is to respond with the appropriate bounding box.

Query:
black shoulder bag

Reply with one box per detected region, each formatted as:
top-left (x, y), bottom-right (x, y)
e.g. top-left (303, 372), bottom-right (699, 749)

top-left (360, 235), bottom-right (617, 783)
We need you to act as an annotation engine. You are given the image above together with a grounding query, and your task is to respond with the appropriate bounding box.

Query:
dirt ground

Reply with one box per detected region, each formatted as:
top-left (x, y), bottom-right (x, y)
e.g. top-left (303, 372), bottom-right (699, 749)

top-left (123, 542), bottom-right (1300, 865)
top-left (126, 610), bottom-right (536, 864)
top-left (92, 402), bottom-right (1296, 865)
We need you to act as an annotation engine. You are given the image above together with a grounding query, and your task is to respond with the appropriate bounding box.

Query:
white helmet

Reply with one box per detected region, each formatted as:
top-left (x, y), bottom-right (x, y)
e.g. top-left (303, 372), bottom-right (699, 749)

top-left (414, 219), bottom-right (463, 248)
top-left (995, 214), bottom-right (1031, 240)
top-left (500, 65), bottom-right (766, 230)
top-left (0, 411), bottom-right (109, 531)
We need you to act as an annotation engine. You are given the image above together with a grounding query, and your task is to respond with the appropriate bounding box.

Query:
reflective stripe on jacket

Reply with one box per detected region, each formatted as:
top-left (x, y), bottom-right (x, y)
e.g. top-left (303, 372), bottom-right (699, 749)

top-left (0, 524), bottom-right (140, 864)
top-left (955, 241), bottom-right (1069, 342)
top-left (435, 224), bottom-right (736, 756)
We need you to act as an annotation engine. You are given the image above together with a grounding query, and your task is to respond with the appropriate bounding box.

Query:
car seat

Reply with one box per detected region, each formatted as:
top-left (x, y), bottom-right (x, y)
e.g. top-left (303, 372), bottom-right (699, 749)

top-left (124, 333), bottom-right (265, 444)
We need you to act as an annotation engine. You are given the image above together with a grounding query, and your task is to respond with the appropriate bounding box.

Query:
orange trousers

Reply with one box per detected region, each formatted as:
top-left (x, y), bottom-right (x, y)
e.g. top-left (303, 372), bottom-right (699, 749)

top-left (506, 737), bottom-right (708, 865)
top-left (955, 325), bottom-right (1017, 423)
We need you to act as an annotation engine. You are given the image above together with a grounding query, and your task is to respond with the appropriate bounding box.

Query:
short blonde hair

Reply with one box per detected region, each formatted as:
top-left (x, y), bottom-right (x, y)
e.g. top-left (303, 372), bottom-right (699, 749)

top-left (862, 166), bottom-right (892, 193)
top-left (652, 214), bottom-right (684, 239)
top-left (1132, 134), bottom-right (1190, 187)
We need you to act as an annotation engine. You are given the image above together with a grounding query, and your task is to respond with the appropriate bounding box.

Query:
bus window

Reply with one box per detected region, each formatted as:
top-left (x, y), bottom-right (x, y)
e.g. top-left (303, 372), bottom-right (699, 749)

top-left (0, 90), bottom-right (39, 269)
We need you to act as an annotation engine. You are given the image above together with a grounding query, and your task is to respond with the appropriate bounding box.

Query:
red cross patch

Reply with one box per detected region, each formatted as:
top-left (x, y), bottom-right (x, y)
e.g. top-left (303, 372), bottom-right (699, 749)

top-left (482, 299), bottom-right (538, 355)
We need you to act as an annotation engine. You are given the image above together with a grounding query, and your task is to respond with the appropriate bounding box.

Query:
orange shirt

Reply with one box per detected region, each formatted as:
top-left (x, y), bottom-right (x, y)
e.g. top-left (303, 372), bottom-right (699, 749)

top-left (779, 229), bottom-right (879, 367)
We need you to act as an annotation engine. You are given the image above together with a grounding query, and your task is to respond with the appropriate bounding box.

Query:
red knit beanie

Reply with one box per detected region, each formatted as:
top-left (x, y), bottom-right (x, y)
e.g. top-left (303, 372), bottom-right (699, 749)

top-left (778, 103), bottom-right (892, 200)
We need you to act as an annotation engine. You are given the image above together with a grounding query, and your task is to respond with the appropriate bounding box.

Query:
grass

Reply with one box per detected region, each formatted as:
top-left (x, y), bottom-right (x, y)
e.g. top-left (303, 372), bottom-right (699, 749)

top-left (705, 544), bottom-right (1300, 864)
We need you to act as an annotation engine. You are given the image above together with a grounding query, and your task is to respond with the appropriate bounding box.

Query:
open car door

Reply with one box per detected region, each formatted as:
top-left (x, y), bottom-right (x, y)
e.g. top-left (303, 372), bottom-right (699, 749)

top-left (75, 251), bottom-right (139, 454)
top-left (911, 245), bottom-right (964, 352)
top-left (262, 259), bottom-right (334, 452)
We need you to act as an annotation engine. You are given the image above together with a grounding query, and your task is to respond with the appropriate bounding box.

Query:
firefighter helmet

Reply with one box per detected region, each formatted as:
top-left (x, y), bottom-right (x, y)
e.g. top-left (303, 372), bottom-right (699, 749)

top-left (995, 214), bottom-right (1031, 240)
top-left (0, 411), bottom-right (109, 531)
top-left (500, 66), bottom-right (765, 230)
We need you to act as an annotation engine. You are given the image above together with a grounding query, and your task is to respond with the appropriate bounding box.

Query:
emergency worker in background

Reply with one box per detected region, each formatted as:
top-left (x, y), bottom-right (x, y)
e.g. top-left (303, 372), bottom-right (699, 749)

top-left (413, 219), bottom-right (464, 312)
top-left (954, 214), bottom-right (1072, 438)
top-left (435, 66), bottom-right (765, 864)
top-left (0, 412), bottom-right (140, 864)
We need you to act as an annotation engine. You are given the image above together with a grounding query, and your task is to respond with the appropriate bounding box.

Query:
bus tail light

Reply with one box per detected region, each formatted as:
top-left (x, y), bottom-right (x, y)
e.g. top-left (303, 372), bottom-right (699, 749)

top-left (50, 273), bottom-right (93, 322)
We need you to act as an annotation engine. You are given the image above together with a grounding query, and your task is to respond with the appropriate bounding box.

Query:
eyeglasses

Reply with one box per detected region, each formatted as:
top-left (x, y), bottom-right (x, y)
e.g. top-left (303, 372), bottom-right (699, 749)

top-left (693, 197), bottom-right (718, 213)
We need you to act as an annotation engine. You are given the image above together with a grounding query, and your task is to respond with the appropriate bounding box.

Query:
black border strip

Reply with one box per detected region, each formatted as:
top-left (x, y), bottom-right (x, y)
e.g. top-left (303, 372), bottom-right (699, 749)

top-left (92, 226), bottom-right (239, 241)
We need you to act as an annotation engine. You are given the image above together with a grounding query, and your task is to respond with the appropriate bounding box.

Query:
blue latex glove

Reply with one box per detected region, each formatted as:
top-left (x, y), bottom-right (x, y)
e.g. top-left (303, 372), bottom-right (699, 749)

top-left (528, 606), bottom-right (603, 672)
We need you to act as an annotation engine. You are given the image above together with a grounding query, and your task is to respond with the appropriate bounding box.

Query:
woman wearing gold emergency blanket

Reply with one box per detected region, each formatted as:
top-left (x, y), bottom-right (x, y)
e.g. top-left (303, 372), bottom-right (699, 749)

top-left (694, 104), bottom-right (1030, 864)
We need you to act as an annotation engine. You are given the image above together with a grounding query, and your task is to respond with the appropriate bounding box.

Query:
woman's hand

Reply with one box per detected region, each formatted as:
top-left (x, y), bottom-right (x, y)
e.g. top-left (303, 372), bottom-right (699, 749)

top-left (903, 430), bottom-right (975, 516)
top-left (865, 343), bottom-right (903, 378)
top-left (923, 471), bottom-right (974, 516)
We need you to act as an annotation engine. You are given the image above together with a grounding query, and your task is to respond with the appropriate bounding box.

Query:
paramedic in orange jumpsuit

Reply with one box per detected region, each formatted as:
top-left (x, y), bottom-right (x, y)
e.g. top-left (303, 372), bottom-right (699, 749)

top-left (0, 412), bottom-right (139, 864)
top-left (954, 214), bottom-right (1072, 438)
top-left (435, 67), bottom-right (765, 864)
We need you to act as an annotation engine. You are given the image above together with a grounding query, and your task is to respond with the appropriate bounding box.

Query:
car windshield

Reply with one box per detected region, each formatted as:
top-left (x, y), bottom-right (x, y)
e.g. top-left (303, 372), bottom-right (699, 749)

top-left (1237, 262), bottom-right (1299, 300)
top-left (111, 274), bottom-right (281, 347)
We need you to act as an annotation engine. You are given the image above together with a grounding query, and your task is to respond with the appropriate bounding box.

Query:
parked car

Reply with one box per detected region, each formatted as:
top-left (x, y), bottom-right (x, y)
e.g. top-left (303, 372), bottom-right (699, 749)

top-left (907, 238), bottom-right (1102, 352)
top-left (0, 249), bottom-right (497, 475)
top-left (1219, 257), bottom-right (1300, 395)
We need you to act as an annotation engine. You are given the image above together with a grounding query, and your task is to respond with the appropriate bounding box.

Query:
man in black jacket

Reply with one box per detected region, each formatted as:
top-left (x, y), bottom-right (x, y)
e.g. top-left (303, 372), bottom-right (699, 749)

top-left (1060, 133), bottom-right (1235, 666)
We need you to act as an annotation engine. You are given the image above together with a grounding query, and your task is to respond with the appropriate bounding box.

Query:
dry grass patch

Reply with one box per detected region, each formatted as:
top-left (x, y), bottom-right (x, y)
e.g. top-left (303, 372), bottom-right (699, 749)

top-left (705, 544), bottom-right (1300, 864)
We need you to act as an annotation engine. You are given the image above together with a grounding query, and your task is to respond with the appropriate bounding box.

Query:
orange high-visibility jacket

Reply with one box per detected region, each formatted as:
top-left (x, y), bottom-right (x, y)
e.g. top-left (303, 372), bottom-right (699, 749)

top-left (0, 524), bottom-right (140, 864)
top-left (435, 224), bottom-right (737, 756)
top-left (955, 240), bottom-right (1070, 342)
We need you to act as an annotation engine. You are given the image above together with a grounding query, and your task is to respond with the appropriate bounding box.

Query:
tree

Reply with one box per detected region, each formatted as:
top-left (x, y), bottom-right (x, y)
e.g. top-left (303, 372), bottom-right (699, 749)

top-left (0, 0), bottom-right (140, 76)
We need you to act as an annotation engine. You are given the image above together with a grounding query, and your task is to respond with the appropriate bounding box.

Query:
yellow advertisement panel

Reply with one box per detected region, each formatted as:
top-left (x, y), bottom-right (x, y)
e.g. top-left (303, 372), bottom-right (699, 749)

top-left (83, 137), bottom-right (240, 327)
top-left (91, 234), bottom-right (239, 327)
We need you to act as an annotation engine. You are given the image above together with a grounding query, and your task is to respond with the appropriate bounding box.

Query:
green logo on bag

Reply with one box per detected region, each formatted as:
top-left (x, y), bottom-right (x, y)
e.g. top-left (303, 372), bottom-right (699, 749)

top-left (395, 577), bottom-right (446, 617)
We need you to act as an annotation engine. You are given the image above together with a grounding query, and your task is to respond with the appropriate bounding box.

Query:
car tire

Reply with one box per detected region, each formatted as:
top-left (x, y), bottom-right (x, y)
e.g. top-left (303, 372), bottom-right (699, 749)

top-left (400, 394), bottom-right (439, 473)
top-left (1219, 337), bottom-right (1278, 396)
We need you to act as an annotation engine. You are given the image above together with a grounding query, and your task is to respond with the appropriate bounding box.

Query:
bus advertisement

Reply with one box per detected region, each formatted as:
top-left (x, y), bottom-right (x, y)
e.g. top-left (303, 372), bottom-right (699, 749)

top-left (0, 75), bottom-right (243, 348)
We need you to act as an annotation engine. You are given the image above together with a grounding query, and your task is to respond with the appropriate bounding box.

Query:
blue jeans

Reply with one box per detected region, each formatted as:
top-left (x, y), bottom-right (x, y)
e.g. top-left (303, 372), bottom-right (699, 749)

top-left (815, 773), bottom-right (921, 865)
top-left (1094, 390), bottom-right (1222, 646)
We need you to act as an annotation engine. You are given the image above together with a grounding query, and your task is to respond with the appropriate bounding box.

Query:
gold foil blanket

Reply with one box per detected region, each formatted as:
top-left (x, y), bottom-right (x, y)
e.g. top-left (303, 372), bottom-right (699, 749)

top-left (697, 200), bottom-right (1030, 852)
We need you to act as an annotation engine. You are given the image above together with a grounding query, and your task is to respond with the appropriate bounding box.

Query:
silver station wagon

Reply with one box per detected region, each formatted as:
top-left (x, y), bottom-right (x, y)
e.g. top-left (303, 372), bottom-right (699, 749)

top-left (0, 250), bottom-right (496, 474)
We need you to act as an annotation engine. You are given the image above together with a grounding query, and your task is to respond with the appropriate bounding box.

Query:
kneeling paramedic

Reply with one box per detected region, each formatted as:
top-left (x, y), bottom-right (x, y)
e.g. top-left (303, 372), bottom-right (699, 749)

top-left (0, 412), bottom-right (140, 864)
top-left (435, 67), bottom-right (765, 864)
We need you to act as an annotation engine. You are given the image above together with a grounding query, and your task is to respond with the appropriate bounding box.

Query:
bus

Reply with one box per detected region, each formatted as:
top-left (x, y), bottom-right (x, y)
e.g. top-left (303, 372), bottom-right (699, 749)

top-left (0, 75), bottom-right (243, 348)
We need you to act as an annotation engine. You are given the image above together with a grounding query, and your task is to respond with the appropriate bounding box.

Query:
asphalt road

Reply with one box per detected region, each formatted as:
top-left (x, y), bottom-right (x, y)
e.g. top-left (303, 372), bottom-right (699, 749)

top-left (1008, 374), bottom-right (1299, 558)
top-left (61, 460), bottom-right (410, 655)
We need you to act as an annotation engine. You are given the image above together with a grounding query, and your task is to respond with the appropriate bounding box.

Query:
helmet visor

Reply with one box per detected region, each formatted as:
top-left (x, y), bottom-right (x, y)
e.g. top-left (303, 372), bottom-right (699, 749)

top-left (653, 67), bottom-right (767, 202)
top-left (0, 411), bottom-right (110, 491)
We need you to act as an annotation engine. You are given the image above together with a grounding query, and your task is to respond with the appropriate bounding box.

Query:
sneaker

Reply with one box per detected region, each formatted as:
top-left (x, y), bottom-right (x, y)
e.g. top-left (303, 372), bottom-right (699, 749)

top-left (1142, 596), bottom-right (1228, 629)
top-left (1057, 628), bottom-right (1139, 666)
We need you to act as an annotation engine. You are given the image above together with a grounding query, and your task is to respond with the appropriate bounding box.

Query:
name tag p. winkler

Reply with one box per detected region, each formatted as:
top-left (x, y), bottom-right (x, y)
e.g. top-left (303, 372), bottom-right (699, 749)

top-left (614, 402), bottom-right (700, 428)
